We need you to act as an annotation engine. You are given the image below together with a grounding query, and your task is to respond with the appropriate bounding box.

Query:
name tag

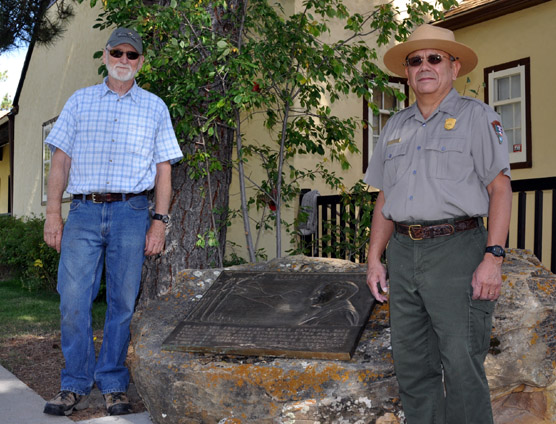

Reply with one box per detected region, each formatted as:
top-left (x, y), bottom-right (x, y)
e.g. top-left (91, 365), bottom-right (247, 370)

top-left (387, 138), bottom-right (401, 146)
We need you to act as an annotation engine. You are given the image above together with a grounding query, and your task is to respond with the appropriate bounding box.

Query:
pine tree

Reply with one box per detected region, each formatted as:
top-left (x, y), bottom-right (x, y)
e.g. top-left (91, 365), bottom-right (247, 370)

top-left (0, 0), bottom-right (74, 53)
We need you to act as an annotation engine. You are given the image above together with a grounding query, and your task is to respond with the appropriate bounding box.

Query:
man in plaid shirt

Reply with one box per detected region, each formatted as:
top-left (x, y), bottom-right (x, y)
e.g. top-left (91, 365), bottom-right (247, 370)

top-left (43, 27), bottom-right (182, 417)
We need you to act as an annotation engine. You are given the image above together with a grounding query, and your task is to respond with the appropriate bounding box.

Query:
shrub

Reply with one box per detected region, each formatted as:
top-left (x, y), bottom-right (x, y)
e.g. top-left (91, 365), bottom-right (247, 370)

top-left (0, 215), bottom-right (59, 291)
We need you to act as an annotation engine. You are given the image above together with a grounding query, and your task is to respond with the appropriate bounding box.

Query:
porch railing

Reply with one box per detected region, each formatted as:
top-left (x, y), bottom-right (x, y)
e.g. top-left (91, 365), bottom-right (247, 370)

top-left (299, 177), bottom-right (556, 273)
top-left (510, 177), bottom-right (556, 273)
top-left (298, 189), bottom-right (377, 263)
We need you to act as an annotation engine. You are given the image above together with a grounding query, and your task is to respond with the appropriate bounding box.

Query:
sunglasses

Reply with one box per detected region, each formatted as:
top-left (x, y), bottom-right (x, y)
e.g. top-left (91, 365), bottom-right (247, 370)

top-left (108, 49), bottom-right (140, 60)
top-left (405, 54), bottom-right (457, 67)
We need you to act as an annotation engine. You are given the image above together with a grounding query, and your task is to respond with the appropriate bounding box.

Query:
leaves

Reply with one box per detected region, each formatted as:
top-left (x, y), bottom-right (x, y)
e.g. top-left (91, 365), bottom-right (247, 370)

top-left (1, 0), bottom-right (75, 53)
top-left (91, 0), bottom-right (457, 260)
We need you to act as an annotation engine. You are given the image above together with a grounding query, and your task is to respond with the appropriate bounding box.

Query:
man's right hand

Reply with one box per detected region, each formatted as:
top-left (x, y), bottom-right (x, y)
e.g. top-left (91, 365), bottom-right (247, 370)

top-left (366, 260), bottom-right (389, 303)
top-left (44, 214), bottom-right (64, 253)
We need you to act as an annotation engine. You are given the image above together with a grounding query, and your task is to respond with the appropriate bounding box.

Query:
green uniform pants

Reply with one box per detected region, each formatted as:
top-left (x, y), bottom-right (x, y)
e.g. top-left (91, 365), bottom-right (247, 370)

top-left (386, 218), bottom-right (494, 424)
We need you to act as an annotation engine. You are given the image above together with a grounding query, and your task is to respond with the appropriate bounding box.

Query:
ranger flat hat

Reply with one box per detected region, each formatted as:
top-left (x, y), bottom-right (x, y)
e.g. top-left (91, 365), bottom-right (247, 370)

top-left (383, 24), bottom-right (478, 77)
top-left (106, 27), bottom-right (143, 54)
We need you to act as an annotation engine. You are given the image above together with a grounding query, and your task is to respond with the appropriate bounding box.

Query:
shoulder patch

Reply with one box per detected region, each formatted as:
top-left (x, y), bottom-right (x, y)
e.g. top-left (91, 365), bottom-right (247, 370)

top-left (491, 120), bottom-right (504, 144)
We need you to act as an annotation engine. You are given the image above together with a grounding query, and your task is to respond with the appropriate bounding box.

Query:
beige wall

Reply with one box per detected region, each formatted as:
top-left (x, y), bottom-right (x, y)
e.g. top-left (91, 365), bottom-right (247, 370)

top-left (452, 1), bottom-right (556, 180)
top-left (452, 1), bottom-right (556, 267)
top-left (12, 1), bottom-right (106, 218)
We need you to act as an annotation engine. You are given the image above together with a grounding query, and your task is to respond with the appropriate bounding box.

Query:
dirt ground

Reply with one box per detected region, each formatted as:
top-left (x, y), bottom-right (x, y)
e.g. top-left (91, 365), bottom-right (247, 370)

top-left (0, 331), bottom-right (146, 421)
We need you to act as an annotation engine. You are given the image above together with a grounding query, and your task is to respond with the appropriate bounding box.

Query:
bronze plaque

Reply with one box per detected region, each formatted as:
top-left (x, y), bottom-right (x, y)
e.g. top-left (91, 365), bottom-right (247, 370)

top-left (162, 271), bottom-right (374, 360)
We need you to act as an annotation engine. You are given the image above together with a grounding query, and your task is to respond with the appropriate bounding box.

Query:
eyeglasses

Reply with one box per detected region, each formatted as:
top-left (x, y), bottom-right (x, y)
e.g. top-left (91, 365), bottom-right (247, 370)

top-left (108, 49), bottom-right (140, 60)
top-left (405, 54), bottom-right (457, 67)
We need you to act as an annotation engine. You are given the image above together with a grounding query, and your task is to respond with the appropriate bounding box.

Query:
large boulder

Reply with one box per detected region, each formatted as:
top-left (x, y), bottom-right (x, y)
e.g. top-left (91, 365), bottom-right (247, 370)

top-left (488, 249), bottom-right (556, 423)
top-left (129, 250), bottom-right (556, 423)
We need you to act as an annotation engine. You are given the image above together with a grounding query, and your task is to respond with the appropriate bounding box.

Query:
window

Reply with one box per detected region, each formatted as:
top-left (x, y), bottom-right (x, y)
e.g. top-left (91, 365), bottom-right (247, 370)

top-left (363, 78), bottom-right (409, 172)
top-left (484, 58), bottom-right (531, 169)
top-left (42, 117), bottom-right (70, 204)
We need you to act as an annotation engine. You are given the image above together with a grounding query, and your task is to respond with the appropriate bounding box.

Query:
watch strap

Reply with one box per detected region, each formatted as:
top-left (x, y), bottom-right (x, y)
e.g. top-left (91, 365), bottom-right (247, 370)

top-left (152, 213), bottom-right (169, 224)
top-left (485, 245), bottom-right (505, 258)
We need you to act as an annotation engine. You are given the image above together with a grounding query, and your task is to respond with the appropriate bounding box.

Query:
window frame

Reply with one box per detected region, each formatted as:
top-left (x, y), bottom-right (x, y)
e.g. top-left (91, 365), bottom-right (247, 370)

top-left (484, 57), bottom-right (532, 169)
top-left (363, 77), bottom-right (409, 173)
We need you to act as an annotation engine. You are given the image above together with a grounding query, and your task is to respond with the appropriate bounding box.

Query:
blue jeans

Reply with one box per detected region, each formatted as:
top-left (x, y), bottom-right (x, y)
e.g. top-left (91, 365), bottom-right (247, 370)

top-left (57, 195), bottom-right (149, 395)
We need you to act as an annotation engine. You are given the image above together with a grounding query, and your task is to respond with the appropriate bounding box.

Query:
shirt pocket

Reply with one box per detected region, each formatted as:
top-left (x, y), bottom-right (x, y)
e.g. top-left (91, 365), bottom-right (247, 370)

top-left (383, 142), bottom-right (409, 187)
top-left (425, 137), bottom-right (467, 180)
top-left (126, 125), bottom-right (155, 165)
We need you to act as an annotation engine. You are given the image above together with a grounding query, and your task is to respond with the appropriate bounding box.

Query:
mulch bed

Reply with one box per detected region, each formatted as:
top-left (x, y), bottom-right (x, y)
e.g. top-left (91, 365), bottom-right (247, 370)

top-left (0, 331), bottom-right (145, 421)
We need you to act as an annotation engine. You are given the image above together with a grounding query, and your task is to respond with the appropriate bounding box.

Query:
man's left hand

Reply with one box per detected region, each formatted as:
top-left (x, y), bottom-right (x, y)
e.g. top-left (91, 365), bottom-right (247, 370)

top-left (471, 254), bottom-right (504, 300)
top-left (145, 220), bottom-right (166, 256)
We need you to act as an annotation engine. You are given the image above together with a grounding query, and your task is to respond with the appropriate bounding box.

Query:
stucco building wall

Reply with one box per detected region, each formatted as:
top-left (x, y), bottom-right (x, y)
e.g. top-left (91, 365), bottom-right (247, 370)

top-left (12, 2), bottom-right (105, 217)
top-left (451, 0), bottom-right (556, 267)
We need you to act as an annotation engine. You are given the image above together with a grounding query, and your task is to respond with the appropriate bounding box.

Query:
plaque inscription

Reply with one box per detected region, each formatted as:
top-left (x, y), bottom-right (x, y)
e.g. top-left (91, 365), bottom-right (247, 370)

top-left (162, 271), bottom-right (375, 360)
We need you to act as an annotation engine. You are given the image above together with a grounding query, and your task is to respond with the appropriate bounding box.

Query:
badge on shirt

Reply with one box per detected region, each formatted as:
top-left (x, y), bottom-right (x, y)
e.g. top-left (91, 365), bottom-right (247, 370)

top-left (444, 118), bottom-right (456, 130)
top-left (387, 138), bottom-right (401, 146)
top-left (491, 120), bottom-right (504, 144)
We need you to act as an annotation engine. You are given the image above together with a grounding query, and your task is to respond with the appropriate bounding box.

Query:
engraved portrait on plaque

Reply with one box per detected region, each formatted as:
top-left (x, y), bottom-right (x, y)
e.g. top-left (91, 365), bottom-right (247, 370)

top-left (162, 271), bottom-right (375, 360)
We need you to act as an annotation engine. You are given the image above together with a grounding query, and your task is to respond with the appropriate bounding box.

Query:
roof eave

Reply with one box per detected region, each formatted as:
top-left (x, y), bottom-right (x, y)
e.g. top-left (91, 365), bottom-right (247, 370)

top-left (436, 0), bottom-right (552, 30)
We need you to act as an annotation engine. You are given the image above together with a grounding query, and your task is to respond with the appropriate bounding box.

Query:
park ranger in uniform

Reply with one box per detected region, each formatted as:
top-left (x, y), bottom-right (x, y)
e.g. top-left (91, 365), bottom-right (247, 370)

top-left (365, 24), bottom-right (512, 424)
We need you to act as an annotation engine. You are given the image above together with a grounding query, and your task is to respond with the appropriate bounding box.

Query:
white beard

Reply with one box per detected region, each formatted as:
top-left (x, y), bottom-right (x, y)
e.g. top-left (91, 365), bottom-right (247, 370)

top-left (106, 61), bottom-right (137, 82)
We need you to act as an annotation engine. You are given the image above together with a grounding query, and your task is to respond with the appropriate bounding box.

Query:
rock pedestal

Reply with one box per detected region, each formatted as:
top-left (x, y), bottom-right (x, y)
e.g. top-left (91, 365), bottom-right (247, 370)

top-left (129, 251), bottom-right (556, 423)
top-left (487, 249), bottom-right (556, 423)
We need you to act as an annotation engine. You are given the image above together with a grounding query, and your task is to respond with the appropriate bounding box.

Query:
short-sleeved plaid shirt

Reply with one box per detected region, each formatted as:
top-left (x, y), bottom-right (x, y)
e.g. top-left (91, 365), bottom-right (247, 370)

top-left (45, 78), bottom-right (183, 194)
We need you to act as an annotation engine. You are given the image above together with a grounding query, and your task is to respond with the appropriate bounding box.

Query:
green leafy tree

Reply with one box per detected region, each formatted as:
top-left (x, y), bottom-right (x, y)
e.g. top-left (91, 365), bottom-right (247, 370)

top-left (0, 0), bottom-right (74, 53)
top-left (0, 71), bottom-right (10, 110)
top-left (230, 0), bottom-right (456, 260)
top-left (1, 93), bottom-right (12, 110)
top-left (80, 0), bottom-right (456, 302)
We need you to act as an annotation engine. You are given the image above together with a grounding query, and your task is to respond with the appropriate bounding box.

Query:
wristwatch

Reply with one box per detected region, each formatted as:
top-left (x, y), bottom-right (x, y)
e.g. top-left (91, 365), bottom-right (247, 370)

top-left (485, 245), bottom-right (506, 258)
top-left (152, 213), bottom-right (170, 224)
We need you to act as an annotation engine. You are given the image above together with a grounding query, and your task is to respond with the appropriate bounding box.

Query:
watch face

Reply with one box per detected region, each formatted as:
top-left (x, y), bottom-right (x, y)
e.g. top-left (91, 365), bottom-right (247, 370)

top-left (153, 214), bottom-right (169, 223)
top-left (487, 245), bottom-right (505, 257)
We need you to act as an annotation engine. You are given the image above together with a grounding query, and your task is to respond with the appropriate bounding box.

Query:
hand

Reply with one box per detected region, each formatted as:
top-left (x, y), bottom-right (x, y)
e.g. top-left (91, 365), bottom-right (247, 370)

top-left (366, 260), bottom-right (389, 303)
top-left (44, 214), bottom-right (64, 253)
top-left (471, 254), bottom-right (503, 300)
top-left (145, 220), bottom-right (166, 256)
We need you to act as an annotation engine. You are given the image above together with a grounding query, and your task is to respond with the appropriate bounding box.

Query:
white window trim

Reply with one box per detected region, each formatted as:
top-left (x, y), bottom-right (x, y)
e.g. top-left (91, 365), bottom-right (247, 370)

top-left (487, 64), bottom-right (527, 165)
top-left (366, 82), bottom-right (406, 155)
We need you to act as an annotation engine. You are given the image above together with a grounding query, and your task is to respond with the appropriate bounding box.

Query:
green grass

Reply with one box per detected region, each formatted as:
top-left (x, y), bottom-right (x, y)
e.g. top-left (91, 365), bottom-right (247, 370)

top-left (0, 278), bottom-right (106, 339)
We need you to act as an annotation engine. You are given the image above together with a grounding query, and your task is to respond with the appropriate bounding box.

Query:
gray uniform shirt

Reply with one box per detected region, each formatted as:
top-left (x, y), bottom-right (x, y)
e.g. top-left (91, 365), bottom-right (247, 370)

top-left (364, 88), bottom-right (511, 222)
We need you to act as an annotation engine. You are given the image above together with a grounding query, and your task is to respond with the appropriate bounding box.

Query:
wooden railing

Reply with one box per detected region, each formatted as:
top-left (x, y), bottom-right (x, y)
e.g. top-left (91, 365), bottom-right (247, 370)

top-left (298, 190), bottom-right (376, 263)
top-left (300, 177), bottom-right (556, 273)
top-left (510, 177), bottom-right (556, 273)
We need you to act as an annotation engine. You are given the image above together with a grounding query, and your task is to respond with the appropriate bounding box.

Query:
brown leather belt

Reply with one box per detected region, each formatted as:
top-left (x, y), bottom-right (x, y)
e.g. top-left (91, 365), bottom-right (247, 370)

top-left (76, 192), bottom-right (147, 203)
top-left (395, 217), bottom-right (479, 240)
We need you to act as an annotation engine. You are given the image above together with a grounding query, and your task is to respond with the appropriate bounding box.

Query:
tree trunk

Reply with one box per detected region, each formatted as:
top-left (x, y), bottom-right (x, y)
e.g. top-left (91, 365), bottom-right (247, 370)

top-left (135, 0), bottom-right (242, 306)
top-left (139, 129), bottom-right (233, 306)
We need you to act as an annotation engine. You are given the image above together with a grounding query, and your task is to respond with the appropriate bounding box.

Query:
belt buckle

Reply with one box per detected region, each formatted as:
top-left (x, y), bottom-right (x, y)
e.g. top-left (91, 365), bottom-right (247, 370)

top-left (443, 224), bottom-right (455, 236)
top-left (91, 193), bottom-right (103, 204)
top-left (408, 224), bottom-right (423, 241)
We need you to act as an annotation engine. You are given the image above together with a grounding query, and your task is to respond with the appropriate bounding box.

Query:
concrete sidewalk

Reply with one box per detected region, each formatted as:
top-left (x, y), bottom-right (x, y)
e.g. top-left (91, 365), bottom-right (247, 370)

top-left (0, 365), bottom-right (153, 424)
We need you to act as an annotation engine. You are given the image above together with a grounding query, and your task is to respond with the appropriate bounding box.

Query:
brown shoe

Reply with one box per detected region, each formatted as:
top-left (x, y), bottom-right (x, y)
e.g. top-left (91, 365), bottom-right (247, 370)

top-left (43, 390), bottom-right (89, 416)
top-left (104, 392), bottom-right (132, 415)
